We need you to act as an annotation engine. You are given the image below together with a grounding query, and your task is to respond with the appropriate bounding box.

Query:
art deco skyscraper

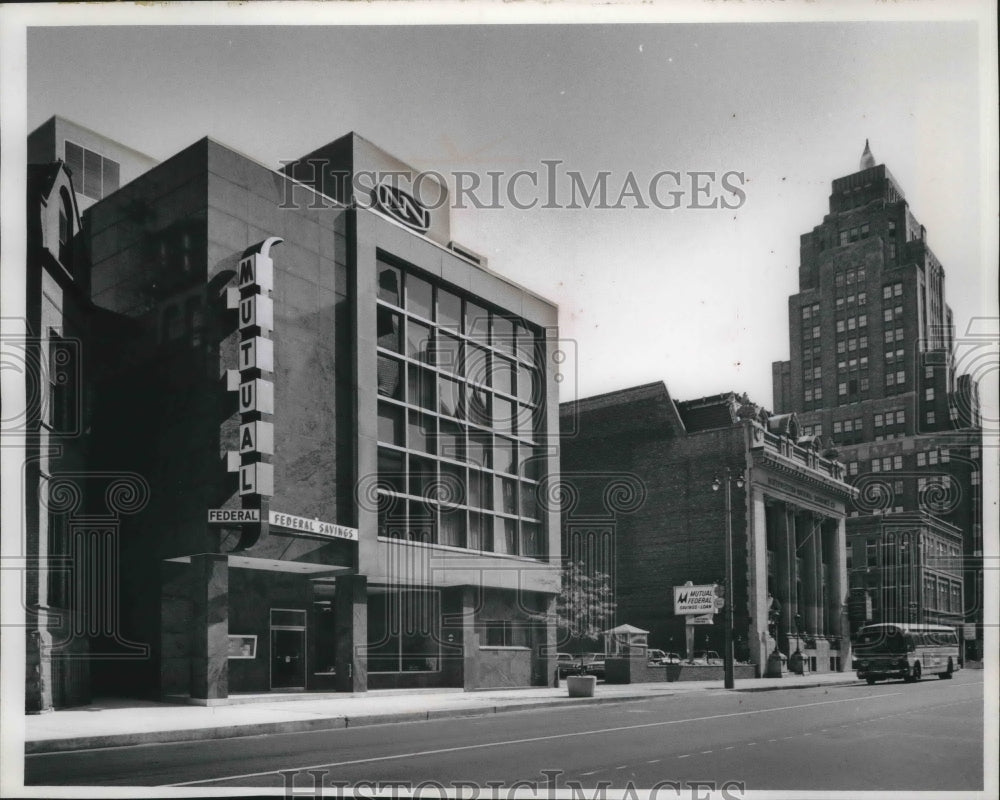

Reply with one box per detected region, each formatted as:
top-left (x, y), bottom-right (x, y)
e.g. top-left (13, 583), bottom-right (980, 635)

top-left (772, 142), bottom-right (983, 659)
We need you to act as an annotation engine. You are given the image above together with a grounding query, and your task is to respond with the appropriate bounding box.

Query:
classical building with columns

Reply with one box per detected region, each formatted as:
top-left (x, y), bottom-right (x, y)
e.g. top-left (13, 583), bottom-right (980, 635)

top-left (559, 383), bottom-right (856, 675)
top-left (24, 119), bottom-right (561, 707)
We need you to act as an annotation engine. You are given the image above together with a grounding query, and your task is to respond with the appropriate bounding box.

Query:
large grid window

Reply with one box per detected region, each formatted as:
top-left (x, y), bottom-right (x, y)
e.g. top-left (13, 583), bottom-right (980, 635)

top-left (375, 256), bottom-right (546, 558)
top-left (367, 590), bottom-right (441, 673)
top-left (64, 140), bottom-right (120, 201)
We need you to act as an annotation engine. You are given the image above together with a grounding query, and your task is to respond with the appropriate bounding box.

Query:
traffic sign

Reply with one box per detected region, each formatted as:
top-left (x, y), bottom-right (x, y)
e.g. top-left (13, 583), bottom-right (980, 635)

top-left (713, 597), bottom-right (726, 610)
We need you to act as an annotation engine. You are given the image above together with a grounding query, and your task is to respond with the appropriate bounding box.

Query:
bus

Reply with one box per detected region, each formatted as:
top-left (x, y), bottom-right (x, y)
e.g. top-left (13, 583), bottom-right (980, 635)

top-left (853, 623), bottom-right (961, 684)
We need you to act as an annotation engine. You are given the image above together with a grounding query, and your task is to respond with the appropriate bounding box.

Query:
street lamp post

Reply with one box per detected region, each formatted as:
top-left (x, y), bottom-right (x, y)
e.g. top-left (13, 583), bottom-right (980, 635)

top-left (713, 468), bottom-right (744, 690)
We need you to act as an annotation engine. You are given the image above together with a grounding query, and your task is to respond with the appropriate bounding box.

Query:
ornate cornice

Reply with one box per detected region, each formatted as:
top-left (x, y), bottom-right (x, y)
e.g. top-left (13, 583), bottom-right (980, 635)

top-left (752, 449), bottom-right (857, 501)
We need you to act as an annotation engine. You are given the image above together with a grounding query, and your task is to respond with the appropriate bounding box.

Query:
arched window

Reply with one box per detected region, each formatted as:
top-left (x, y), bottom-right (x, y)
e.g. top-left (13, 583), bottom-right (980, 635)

top-left (58, 188), bottom-right (73, 271)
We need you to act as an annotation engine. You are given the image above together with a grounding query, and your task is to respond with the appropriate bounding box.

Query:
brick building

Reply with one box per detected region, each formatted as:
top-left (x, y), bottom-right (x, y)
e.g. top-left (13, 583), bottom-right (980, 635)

top-left (24, 119), bottom-right (562, 708)
top-left (771, 142), bottom-right (983, 658)
top-left (846, 514), bottom-right (965, 635)
top-left (560, 383), bottom-right (856, 676)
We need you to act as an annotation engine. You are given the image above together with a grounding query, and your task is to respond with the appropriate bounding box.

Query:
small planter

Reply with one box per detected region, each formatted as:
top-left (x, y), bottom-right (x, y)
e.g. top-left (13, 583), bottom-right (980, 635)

top-left (566, 675), bottom-right (597, 697)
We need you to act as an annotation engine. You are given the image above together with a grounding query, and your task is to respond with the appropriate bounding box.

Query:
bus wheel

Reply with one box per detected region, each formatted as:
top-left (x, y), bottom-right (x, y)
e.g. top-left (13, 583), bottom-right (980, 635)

top-left (866, 676), bottom-right (876, 685)
top-left (939, 659), bottom-right (954, 679)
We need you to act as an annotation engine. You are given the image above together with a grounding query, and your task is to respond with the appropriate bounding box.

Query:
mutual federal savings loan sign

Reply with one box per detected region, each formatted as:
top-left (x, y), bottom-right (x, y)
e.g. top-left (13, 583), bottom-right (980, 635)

top-left (208, 509), bottom-right (359, 542)
top-left (673, 584), bottom-right (719, 615)
top-left (224, 238), bottom-right (280, 498)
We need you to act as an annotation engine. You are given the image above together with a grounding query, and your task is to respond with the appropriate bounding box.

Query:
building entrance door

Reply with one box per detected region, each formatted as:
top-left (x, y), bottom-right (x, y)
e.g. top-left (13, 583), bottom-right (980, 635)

top-left (270, 609), bottom-right (306, 690)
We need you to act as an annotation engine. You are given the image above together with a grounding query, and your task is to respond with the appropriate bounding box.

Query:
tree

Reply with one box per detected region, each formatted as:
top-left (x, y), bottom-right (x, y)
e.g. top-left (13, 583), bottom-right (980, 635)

top-left (538, 560), bottom-right (616, 649)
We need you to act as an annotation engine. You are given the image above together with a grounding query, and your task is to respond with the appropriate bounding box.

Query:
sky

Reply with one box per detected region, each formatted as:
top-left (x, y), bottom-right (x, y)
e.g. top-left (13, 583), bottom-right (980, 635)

top-left (0, 5), bottom-right (997, 793)
top-left (12, 3), bottom-right (998, 410)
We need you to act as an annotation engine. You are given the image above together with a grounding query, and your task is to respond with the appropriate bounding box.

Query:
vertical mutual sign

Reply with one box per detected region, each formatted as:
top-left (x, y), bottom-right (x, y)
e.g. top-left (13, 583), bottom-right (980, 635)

top-left (225, 238), bottom-right (281, 502)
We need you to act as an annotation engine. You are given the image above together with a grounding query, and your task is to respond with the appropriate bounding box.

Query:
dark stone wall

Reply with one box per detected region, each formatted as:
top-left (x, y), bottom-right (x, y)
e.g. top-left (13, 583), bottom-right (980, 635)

top-left (84, 140), bottom-right (214, 697)
top-left (561, 421), bottom-right (749, 657)
top-left (79, 137), bottom-right (355, 698)
top-left (207, 140), bottom-right (354, 529)
top-left (226, 569), bottom-right (314, 694)
top-left (160, 561), bottom-right (193, 697)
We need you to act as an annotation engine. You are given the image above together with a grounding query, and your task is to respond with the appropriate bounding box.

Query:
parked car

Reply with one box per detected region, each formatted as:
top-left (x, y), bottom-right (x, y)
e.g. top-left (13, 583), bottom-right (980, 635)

top-left (647, 649), bottom-right (682, 665)
top-left (581, 653), bottom-right (606, 679)
top-left (691, 650), bottom-right (722, 665)
top-left (556, 653), bottom-right (579, 677)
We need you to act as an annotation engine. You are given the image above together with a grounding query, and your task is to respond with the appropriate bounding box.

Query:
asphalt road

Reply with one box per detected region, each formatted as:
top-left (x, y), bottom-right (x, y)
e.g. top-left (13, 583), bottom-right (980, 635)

top-left (25, 672), bottom-right (984, 792)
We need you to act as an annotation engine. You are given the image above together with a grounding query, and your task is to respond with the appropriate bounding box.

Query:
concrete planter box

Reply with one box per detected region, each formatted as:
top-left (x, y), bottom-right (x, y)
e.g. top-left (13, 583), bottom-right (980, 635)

top-left (566, 675), bottom-right (597, 697)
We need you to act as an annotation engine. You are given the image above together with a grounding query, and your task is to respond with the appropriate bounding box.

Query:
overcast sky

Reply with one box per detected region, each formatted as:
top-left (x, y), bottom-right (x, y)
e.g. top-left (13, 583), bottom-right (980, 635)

top-left (16, 4), bottom-right (997, 409)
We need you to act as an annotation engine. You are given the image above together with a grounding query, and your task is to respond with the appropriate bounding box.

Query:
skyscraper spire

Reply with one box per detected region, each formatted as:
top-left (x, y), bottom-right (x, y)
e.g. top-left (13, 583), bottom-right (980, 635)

top-left (860, 139), bottom-right (875, 170)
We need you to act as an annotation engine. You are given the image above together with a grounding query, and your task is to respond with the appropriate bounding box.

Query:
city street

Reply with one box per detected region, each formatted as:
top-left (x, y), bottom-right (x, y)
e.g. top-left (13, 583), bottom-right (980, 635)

top-left (26, 672), bottom-right (984, 791)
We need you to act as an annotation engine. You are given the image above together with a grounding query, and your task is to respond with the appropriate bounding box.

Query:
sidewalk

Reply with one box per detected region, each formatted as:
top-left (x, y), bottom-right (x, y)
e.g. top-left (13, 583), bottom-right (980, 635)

top-left (23, 671), bottom-right (859, 754)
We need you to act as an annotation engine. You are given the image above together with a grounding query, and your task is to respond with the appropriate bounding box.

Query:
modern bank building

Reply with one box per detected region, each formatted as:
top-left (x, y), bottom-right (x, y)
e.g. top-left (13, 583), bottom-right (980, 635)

top-left (23, 117), bottom-right (562, 710)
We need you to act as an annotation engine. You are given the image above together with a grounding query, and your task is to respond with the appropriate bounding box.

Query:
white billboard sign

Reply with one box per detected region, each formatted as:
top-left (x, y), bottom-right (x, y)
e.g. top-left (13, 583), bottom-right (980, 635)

top-left (674, 584), bottom-right (718, 615)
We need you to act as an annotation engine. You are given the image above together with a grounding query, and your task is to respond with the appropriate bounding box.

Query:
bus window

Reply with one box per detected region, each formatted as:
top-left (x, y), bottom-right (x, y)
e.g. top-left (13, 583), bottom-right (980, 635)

top-left (856, 628), bottom-right (906, 654)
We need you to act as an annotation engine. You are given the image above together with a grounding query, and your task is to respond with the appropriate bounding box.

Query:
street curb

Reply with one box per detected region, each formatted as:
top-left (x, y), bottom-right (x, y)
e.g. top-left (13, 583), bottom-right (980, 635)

top-left (25, 716), bottom-right (348, 754)
top-left (25, 680), bottom-right (859, 754)
top-left (24, 692), bottom-right (673, 754)
top-left (733, 678), bottom-right (859, 692)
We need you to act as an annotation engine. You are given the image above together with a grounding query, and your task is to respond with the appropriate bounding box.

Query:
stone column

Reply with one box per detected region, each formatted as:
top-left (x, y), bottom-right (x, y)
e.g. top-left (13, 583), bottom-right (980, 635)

top-left (529, 594), bottom-right (560, 686)
top-left (461, 586), bottom-right (481, 691)
top-left (801, 512), bottom-right (819, 635)
top-left (440, 587), bottom-right (462, 687)
top-left (781, 505), bottom-right (796, 651)
top-left (160, 561), bottom-right (193, 698)
top-left (334, 574), bottom-right (368, 692)
top-left (25, 629), bottom-right (53, 714)
top-left (748, 489), bottom-right (770, 674)
top-left (441, 585), bottom-right (479, 688)
top-left (827, 518), bottom-right (849, 670)
top-left (817, 517), bottom-right (829, 636)
top-left (190, 554), bottom-right (229, 701)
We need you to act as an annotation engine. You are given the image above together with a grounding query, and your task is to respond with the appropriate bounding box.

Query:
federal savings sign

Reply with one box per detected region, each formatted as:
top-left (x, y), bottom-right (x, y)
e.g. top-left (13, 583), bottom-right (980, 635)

top-left (207, 509), bottom-right (358, 542)
top-left (673, 584), bottom-right (718, 615)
